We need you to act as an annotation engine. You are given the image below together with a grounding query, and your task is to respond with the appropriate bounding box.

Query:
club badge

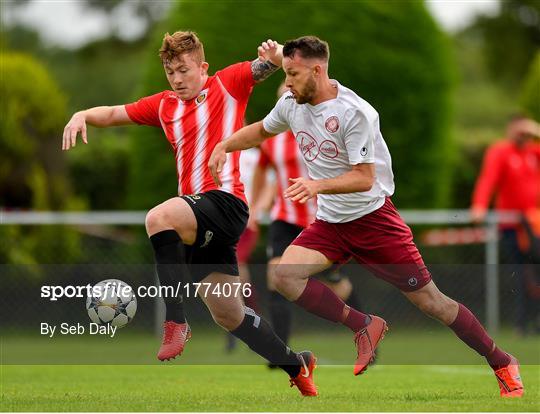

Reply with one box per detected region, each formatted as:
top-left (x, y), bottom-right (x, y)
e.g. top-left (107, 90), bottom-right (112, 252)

top-left (196, 93), bottom-right (206, 105)
top-left (325, 116), bottom-right (339, 133)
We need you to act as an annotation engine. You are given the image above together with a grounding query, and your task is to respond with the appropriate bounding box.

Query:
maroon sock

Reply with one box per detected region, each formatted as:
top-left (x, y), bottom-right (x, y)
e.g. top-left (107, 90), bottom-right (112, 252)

top-left (294, 278), bottom-right (369, 331)
top-left (344, 307), bottom-right (371, 332)
top-left (449, 303), bottom-right (510, 368)
top-left (488, 347), bottom-right (512, 371)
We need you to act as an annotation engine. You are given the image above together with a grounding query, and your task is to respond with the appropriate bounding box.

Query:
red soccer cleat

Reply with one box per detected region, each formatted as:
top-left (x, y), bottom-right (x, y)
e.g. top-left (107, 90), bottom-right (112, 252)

top-left (289, 351), bottom-right (318, 396)
top-left (157, 321), bottom-right (191, 361)
top-left (353, 315), bottom-right (388, 375)
top-left (494, 354), bottom-right (524, 398)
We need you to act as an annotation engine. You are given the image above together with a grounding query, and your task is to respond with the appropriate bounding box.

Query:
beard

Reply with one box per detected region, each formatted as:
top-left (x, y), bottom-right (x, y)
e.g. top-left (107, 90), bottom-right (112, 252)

top-left (294, 77), bottom-right (317, 104)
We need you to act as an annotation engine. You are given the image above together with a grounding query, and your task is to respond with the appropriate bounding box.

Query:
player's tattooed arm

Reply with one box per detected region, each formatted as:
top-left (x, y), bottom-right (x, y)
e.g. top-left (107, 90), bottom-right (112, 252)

top-left (251, 59), bottom-right (279, 82)
top-left (252, 39), bottom-right (283, 82)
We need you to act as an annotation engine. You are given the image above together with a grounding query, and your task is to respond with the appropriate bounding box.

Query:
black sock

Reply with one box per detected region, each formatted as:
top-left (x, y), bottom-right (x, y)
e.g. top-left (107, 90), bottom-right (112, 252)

top-left (270, 291), bottom-right (292, 345)
top-left (149, 230), bottom-right (187, 323)
top-left (345, 283), bottom-right (363, 311)
top-left (231, 307), bottom-right (301, 378)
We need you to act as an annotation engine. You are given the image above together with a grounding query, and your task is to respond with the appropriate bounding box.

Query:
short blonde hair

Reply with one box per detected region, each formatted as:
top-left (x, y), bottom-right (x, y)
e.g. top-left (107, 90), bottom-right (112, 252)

top-left (159, 31), bottom-right (205, 64)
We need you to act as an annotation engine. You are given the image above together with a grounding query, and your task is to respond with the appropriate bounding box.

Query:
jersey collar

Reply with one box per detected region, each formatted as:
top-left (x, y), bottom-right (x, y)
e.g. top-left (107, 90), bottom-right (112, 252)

top-left (305, 80), bottom-right (340, 115)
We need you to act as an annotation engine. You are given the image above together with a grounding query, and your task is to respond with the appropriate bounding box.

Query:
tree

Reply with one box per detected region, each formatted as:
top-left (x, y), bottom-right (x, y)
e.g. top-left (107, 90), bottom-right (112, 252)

top-left (1, 52), bottom-right (67, 208)
top-left (0, 52), bottom-right (80, 264)
top-left (127, 0), bottom-right (455, 209)
top-left (472, 0), bottom-right (540, 86)
top-left (520, 51), bottom-right (540, 121)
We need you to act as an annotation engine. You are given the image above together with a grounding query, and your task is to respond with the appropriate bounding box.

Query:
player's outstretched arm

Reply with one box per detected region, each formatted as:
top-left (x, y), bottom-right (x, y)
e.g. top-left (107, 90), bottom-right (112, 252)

top-left (208, 121), bottom-right (273, 186)
top-left (251, 39), bottom-right (283, 82)
top-left (285, 164), bottom-right (375, 204)
top-left (62, 105), bottom-right (134, 151)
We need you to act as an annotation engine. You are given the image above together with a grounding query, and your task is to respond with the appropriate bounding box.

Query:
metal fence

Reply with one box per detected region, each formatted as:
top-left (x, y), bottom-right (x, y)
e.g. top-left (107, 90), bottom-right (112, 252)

top-left (0, 210), bottom-right (525, 336)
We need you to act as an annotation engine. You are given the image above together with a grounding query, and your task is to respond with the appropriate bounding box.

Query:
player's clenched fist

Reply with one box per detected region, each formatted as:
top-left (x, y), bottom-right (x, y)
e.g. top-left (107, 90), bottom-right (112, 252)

top-left (62, 112), bottom-right (88, 151)
top-left (284, 177), bottom-right (320, 204)
top-left (257, 39), bottom-right (283, 65)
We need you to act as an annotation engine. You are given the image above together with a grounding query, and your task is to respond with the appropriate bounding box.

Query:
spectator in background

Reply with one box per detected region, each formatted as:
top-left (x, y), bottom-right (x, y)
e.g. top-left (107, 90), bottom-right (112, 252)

top-left (471, 115), bottom-right (540, 336)
top-left (518, 210), bottom-right (540, 333)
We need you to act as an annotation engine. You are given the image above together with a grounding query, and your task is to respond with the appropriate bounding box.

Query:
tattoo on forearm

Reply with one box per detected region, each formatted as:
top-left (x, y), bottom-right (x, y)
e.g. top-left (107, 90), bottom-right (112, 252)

top-left (251, 59), bottom-right (279, 82)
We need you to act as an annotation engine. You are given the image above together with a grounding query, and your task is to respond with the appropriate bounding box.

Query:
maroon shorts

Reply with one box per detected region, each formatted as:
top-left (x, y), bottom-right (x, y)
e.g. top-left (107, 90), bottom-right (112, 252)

top-left (291, 197), bottom-right (431, 292)
top-left (236, 227), bottom-right (259, 264)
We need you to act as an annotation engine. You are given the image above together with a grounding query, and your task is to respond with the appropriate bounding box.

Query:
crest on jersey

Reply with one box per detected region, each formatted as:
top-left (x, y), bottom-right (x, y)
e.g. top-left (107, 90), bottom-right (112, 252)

top-left (325, 116), bottom-right (339, 133)
top-left (196, 93), bottom-right (207, 105)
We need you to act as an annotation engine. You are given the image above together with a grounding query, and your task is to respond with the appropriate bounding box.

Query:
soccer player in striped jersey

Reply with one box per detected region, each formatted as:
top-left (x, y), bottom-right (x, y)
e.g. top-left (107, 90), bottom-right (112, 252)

top-left (209, 35), bottom-right (523, 398)
top-left (62, 31), bottom-right (317, 396)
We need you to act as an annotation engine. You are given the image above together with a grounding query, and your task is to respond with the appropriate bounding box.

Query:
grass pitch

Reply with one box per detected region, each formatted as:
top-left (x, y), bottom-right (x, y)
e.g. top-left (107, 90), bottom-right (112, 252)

top-left (2, 330), bottom-right (539, 411)
top-left (2, 364), bottom-right (539, 411)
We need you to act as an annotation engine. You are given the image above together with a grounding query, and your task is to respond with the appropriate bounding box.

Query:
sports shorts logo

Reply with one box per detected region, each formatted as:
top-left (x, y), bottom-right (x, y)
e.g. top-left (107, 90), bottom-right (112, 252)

top-left (200, 230), bottom-right (214, 248)
top-left (319, 140), bottom-right (339, 159)
top-left (408, 277), bottom-right (418, 287)
top-left (325, 116), bottom-right (339, 133)
top-left (297, 131), bottom-right (320, 162)
top-left (360, 147), bottom-right (368, 157)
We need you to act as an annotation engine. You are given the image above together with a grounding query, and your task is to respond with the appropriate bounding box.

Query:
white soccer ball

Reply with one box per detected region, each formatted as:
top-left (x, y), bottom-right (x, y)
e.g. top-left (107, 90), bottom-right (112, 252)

top-left (86, 279), bottom-right (137, 328)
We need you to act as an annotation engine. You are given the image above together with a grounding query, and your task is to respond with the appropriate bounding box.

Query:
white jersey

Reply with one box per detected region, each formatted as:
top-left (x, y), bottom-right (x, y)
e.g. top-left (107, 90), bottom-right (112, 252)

top-left (239, 147), bottom-right (260, 205)
top-left (262, 80), bottom-right (394, 223)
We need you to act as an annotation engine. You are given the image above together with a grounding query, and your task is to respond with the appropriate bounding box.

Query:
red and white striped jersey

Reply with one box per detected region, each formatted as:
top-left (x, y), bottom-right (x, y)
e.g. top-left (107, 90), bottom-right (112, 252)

top-left (259, 131), bottom-right (317, 228)
top-left (125, 62), bottom-right (255, 204)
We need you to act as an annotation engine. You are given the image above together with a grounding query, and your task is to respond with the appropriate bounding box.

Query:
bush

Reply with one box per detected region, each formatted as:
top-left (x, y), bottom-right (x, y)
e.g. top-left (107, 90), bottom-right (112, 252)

top-left (520, 52), bottom-right (540, 121)
top-left (67, 132), bottom-right (131, 209)
top-left (0, 52), bottom-right (80, 265)
top-left (1, 52), bottom-right (68, 208)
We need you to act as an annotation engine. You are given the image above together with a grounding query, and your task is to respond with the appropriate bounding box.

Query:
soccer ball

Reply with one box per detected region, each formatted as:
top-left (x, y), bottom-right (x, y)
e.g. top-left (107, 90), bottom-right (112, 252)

top-left (86, 279), bottom-right (137, 327)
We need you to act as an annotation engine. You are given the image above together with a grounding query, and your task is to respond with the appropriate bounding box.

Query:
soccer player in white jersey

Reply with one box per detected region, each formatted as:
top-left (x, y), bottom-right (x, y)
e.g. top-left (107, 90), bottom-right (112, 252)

top-left (209, 35), bottom-right (523, 398)
top-left (62, 31), bottom-right (318, 396)
top-left (252, 83), bottom-right (365, 360)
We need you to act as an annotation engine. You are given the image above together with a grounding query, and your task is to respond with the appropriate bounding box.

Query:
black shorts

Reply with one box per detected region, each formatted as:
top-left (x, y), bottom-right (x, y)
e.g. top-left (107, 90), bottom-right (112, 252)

top-left (180, 190), bottom-right (248, 282)
top-left (268, 219), bottom-right (345, 283)
top-left (268, 220), bottom-right (303, 259)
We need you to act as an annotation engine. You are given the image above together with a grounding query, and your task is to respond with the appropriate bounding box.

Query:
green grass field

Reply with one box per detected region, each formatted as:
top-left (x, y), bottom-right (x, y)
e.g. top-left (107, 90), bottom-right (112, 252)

top-left (2, 330), bottom-right (539, 411)
top-left (2, 364), bottom-right (539, 411)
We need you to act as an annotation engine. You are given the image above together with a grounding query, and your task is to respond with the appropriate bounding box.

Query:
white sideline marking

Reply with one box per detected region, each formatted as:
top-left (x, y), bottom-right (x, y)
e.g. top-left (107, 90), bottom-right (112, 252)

top-left (316, 364), bottom-right (492, 376)
top-left (423, 366), bottom-right (492, 376)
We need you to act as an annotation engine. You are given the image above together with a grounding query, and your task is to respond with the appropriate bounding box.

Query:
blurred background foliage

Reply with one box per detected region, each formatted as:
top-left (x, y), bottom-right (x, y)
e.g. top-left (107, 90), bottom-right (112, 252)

top-left (473, 0), bottom-right (540, 87)
top-left (0, 52), bottom-right (81, 264)
top-left (520, 51), bottom-right (540, 121)
top-left (1, 0), bottom-right (539, 263)
top-left (1, 52), bottom-right (68, 209)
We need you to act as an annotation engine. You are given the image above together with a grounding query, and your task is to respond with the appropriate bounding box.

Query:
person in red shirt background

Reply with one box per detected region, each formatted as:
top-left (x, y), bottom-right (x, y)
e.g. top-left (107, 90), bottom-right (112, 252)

top-left (471, 114), bottom-right (540, 335)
